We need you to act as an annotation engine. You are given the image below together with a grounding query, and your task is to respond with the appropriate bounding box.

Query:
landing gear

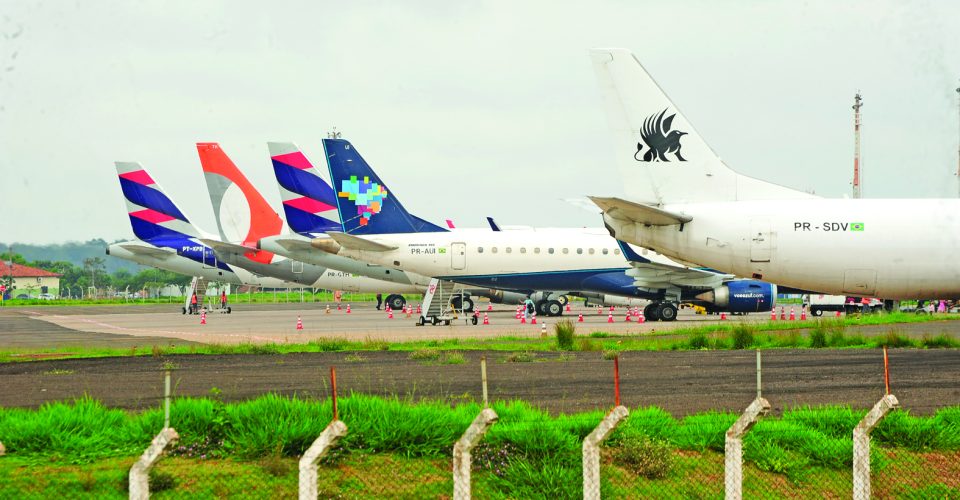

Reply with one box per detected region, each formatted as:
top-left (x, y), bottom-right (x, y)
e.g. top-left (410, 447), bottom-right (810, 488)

top-left (557, 295), bottom-right (569, 306)
top-left (643, 302), bottom-right (678, 322)
top-left (536, 299), bottom-right (564, 317)
top-left (450, 296), bottom-right (474, 313)
top-left (386, 294), bottom-right (406, 311)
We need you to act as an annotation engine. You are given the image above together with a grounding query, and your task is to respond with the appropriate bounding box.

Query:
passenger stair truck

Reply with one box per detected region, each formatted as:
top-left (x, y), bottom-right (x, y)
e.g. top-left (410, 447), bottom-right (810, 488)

top-left (418, 278), bottom-right (478, 326)
top-left (184, 277), bottom-right (233, 315)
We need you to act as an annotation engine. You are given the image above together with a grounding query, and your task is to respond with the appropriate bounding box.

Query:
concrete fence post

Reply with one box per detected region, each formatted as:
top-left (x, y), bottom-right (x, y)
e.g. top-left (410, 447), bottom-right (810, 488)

top-left (298, 419), bottom-right (349, 500)
top-left (453, 407), bottom-right (499, 500)
top-left (724, 397), bottom-right (770, 500)
top-left (128, 427), bottom-right (180, 500)
top-left (583, 405), bottom-right (630, 500)
top-left (0, 441), bottom-right (5, 456)
top-left (853, 394), bottom-right (899, 500)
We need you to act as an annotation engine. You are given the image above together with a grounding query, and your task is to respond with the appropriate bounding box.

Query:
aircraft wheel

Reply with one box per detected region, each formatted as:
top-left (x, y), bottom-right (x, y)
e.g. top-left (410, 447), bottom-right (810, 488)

top-left (182, 307), bottom-right (187, 315)
top-left (557, 295), bottom-right (569, 306)
top-left (535, 300), bottom-right (548, 315)
top-left (656, 302), bottom-right (678, 321)
top-left (644, 303), bottom-right (660, 322)
top-left (387, 294), bottom-right (406, 311)
top-left (462, 297), bottom-right (474, 313)
top-left (545, 300), bottom-right (563, 317)
top-left (226, 306), bottom-right (231, 314)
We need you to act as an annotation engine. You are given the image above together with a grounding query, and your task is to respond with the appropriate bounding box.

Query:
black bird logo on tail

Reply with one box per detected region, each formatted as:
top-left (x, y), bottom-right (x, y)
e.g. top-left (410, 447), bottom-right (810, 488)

top-left (634, 109), bottom-right (687, 162)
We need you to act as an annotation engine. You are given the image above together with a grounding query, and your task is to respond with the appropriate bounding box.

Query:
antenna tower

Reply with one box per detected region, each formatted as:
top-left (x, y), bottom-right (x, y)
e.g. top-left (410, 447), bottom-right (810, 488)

top-left (852, 92), bottom-right (863, 199)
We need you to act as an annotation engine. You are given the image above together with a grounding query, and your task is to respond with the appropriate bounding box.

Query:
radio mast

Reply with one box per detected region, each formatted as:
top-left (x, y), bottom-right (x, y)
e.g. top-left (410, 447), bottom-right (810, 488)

top-left (852, 92), bottom-right (863, 199)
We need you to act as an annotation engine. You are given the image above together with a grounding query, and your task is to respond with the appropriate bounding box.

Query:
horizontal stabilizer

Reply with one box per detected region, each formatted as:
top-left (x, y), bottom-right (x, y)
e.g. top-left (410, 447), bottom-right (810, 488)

top-left (198, 238), bottom-right (256, 255)
top-left (324, 231), bottom-right (398, 252)
top-left (268, 237), bottom-right (314, 252)
top-left (118, 244), bottom-right (176, 259)
top-left (589, 196), bottom-right (692, 226)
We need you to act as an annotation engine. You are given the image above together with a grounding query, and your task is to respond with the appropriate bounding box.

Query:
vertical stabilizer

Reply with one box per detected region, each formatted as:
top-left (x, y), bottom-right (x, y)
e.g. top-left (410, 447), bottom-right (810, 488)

top-left (196, 143), bottom-right (283, 263)
top-left (323, 138), bottom-right (448, 235)
top-left (268, 142), bottom-right (342, 236)
top-left (115, 161), bottom-right (202, 241)
top-left (590, 48), bottom-right (815, 204)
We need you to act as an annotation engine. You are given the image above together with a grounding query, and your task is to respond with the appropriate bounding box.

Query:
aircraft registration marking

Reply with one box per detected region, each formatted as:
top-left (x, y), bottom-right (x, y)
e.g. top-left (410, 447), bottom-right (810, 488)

top-left (793, 222), bottom-right (865, 232)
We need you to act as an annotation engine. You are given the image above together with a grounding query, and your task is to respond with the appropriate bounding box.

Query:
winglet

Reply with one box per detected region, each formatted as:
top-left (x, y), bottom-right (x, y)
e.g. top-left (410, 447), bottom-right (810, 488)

top-left (589, 196), bottom-right (692, 226)
top-left (486, 217), bottom-right (502, 232)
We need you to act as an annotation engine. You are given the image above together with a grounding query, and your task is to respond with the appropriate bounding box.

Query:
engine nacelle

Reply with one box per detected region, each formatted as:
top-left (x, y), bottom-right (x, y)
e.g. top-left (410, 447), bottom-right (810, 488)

top-left (695, 281), bottom-right (776, 313)
top-left (483, 289), bottom-right (530, 305)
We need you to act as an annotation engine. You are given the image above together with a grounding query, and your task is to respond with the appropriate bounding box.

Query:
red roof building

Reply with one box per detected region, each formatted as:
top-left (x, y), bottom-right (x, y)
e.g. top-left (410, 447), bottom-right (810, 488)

top-left (3, 263), bottom-right (62, 298)
top-left (6, 263), bottom-right (62, 278)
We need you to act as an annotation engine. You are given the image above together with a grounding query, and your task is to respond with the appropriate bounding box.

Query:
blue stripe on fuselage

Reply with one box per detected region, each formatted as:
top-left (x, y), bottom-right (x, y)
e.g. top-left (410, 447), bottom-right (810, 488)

top-left (146, 236), bottom-right (233, 272)
top-left (437, 268), bottom-right (659, 299)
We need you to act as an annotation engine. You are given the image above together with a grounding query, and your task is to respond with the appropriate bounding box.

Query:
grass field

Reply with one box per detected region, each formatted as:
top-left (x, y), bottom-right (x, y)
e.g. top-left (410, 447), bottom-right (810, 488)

top-left (2, 314), bottom-right (958, 363)
top-left (0, 395), bottom-right (957, 498)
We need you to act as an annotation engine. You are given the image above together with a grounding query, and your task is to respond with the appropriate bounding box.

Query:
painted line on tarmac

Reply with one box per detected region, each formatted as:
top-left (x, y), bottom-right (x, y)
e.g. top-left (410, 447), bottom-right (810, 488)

top-left (22, 311), bottom-right (279, 343)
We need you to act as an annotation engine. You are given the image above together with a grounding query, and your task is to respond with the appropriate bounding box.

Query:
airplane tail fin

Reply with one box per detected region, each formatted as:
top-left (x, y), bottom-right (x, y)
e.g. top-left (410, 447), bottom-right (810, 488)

top-left (322, 138), bottom-right (448, 234)
top-left (590, 48), bottom-right (815, 204)
top-left (268, 142), bottom-right (342, 236)
top-left (196, 143), bottom-right (283, 263)
top-left (115, 161), bottom-right (203, 241)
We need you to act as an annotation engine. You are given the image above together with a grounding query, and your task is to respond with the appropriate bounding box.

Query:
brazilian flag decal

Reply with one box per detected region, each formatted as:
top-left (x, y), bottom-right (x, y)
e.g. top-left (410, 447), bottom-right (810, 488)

top-left (850, 222), bottom-right (865, 232)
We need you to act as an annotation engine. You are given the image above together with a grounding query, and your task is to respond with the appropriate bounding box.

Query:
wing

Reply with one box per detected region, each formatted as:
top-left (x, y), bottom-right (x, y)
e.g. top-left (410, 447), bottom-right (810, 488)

top-left (589, 196), bottom-right (692, 226)
top-left (626, 261), bottom-right (732, 289)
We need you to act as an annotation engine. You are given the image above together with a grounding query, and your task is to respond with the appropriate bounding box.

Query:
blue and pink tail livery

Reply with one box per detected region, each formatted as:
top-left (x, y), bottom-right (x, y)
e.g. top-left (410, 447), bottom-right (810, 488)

top-left (115, 161), bottom-right (200, 242)
top-left (322, 138), bottom-right (447, 235)
top-left (268, 142), bottom-right (341, 236)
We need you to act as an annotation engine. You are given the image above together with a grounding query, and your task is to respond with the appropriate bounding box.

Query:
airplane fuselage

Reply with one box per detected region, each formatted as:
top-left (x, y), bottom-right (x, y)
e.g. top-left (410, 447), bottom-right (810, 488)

top-left (604, 198), bottom-right (960, 299)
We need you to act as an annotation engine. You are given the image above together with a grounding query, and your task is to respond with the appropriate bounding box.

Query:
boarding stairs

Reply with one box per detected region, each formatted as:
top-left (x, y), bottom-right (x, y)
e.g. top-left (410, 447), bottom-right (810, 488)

top-left (184, 277), bottom-right (209, 314)
top-left (418, 278), bottom-right (476, 326)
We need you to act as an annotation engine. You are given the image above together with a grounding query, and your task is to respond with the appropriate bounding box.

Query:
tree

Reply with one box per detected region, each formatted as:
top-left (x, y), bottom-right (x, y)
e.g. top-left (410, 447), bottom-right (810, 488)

top-left (83, 257), bottom-right (107, 295)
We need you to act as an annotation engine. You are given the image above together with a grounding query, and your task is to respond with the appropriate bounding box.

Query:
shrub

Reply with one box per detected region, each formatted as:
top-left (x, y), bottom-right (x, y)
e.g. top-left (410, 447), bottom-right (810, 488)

top-left (505, 352), bottom-right (535, 363)
top-left (576, 338), bottom-right (602, 352)
top-left (602, 350), bottom-right (620, 360)
top-left (611, 433), bottom-right (674, 479)
top-left (555, 320), bottom-right (576, 351)
top-left (921, 334), bottom-right (957, 348)
top-left (809, 325), bottom-right (827, 348)
top-left (687, 332), bottom-right (709, 350)
top-left (730, 324), bottom-right (755, 349)
top-left (442, 352), bottom-right (465, 365)
top-left (874, 331), bottom-right (914, 348)
top-left (409, 350), bottom-right (441, 361)
top-left (344, 353), bottom-right (366, 363)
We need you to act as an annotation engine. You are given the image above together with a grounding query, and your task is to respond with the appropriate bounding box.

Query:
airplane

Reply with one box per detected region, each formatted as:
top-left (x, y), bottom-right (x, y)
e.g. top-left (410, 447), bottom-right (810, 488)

top-left (107, 161), bottom-right (293, 288)
top-left (307, 137), bottom-right (777, 320)
top-left (589, 48), bottom-right (960, 300)
top-left (192, 143), bottom-right (424, 304)
top-left (257, 142), bottom-right (529, 311)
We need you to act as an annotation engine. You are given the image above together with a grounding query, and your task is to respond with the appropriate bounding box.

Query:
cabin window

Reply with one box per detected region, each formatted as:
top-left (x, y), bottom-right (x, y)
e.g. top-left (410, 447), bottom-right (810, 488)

top-left (589, 248), bottom-right (595, 255)
top-left (548, 248), bottom-right (555, 254)
top-left (534, 248), bottom-right (541, 254)
top-left (506, 247), bottom-right (512, 254)
top-left (576, 248), bottom-right (583, 255)
top-left (492, 247), bottom-right (498, 254)
top-left (602, 248), bottom-right (609, 255)
top-left (477, 247), bottom-right (484, 253)
top-left (562, 248), bottom-right (569, 254)
top-left (614, 248), bottom-right (621, 255)
top-left (520, 248), bottom-right (526, 254)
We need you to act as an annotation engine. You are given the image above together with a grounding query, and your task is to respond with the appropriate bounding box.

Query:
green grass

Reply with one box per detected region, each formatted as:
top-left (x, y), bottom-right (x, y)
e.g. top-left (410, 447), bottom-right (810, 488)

top-left (1, 314), bottom-right (958, 363)
top-left (0, 396), bottom-right (957, 498)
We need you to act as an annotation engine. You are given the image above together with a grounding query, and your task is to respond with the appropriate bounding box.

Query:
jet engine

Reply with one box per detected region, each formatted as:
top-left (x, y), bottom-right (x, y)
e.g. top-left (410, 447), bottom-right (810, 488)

top-left (694, 281), bottom-right (776, 313)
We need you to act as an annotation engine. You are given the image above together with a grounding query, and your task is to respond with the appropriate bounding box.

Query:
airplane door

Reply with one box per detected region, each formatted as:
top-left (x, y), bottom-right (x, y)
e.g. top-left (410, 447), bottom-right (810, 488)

top-left (202, 247), bottom-right (217, 269)
top-left (451, 242), bottom-right (466, 270)
top-left (749, 219), bottom-right (772, 263)
top-left (842, 269), bottom-right (877, 296)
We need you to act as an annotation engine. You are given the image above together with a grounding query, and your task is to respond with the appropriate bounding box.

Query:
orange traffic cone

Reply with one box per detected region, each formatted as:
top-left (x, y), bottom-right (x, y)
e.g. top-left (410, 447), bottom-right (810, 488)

top-left (487, 303), bottom-right (493, 312)
top-left (835, 310), bottom-right (842, 318)
top-left (406, 306), bottom-right (412, 318)
top-left (609, 306), bottom-right (615, 313)
top-left (325, 305), bottom-right (331, 314)
top-left (577, 312), bottom-right (584, 323)
top-left (625, 312), bottom-right (632, 322)
top-left (720, 312), bottom-right (727, 320)
top-left (607, 311), bottom-right (614, 323)
top-left (386, 305), bottom-right (391, 314)
top-left (388, 309), bottom-right (394, 319)
top-left (800, 308), bottom-right (807, 321)
top-left (346, 304), bottom-right (351, 314)
top-left (337, 303), bottom-right (342, 311)
top-left (521, 314), bottom-right (526, 324)
top-left (515, 306), bottom-right (522, 320)
top-left (416, 304), bottom-right (422, 314)
top-left (789, 307), bottom-right (796, 321)
top-left (565, 303), bottom-right (571, 312)
top-left (780, 306), bottom-right (786, 321)
top-left (540, 322), bottom-right (546, 336)
top-left (296, 315), bottom-right (303, 330)
top-left (770, 309), bottom-right (777, 321)
top-left (483, 313), bottom-right (489, 325)
top-left (531, 313), bottom-right (537, 325)
top-left (597, 305), bottom-right (602, 315)
top-left (638, 311), bottom-right (645, 324)
top-left (200, 310), bottom-right (206, 325)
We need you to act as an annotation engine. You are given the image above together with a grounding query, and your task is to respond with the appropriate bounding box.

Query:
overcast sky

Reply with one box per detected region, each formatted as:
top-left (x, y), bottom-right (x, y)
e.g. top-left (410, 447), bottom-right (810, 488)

top-left (2, 1), bottom-right (959, 244)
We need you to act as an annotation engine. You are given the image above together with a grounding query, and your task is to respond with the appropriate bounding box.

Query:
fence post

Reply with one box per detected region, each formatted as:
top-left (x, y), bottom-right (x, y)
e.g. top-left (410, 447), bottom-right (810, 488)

top-left (853, 394), bottom-right (899, 500)
top-left (298, 419), bottom-right (349, 500)
top-left (453, 407), bottom-right (499, 500)
top-left (128, 427), bottom-right (180, 500)
top-left (583, 405), bottom-right (629, 499)
top-left (0, 441), bottom-right (5, 456)
top-left (724, 397), bottom-right (770, 500)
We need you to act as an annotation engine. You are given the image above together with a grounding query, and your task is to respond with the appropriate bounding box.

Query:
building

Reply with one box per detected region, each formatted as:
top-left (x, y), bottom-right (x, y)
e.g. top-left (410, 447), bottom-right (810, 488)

top-left (3, 263), bottom-right (62, 299)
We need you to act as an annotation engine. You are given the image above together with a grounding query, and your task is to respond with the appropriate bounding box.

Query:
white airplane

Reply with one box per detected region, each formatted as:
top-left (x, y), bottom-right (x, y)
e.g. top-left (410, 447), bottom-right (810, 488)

top-left (258, 142), bottom-right (529, 311)
top-left (307, 137), bottom-right (778, 320)
top-left (589, 48), bottom-right (960, 300)
top-left (107, 161), bottom-right (292, 288)
top-left (191, 143), bottom-right (424, 304)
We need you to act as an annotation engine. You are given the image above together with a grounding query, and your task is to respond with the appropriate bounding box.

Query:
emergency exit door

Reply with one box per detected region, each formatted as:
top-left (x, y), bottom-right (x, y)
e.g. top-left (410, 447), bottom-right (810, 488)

top-left (749, 219), bottom-right (772, 263)
top-left (202, 247), bottom-right (217, 268)
top-left (451, 242), bottom-right (466, 270)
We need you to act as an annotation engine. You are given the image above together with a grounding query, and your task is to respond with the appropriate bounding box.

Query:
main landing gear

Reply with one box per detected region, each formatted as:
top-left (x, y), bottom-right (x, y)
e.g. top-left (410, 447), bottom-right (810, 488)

top-left (643, 302), bottom-right (678, 322)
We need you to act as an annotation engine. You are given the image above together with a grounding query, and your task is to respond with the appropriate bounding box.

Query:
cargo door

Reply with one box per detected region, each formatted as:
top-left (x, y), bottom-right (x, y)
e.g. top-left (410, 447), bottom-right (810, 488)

top-left (749, 219), bottom-right (772, 262)
top-left (451, 242), bottom-right (466, 270)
